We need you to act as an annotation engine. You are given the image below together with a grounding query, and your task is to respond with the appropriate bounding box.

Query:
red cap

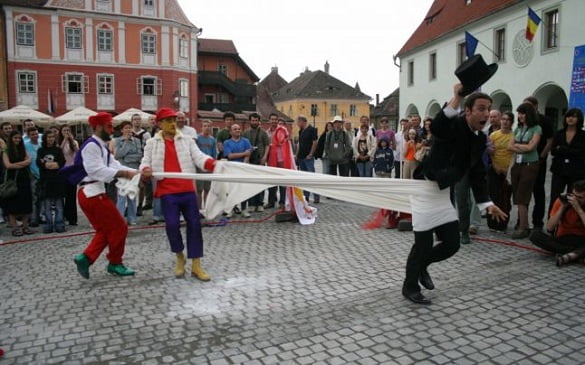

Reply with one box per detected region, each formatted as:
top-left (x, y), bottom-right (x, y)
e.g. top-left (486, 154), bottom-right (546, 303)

top-left (156, 107), bottom-right (177, 122)
top-left (88, 112), bottom-right (113, 128)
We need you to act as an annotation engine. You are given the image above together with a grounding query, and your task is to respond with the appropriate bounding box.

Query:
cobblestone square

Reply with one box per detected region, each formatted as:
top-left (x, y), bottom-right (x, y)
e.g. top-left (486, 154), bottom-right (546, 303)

top-left (1, 198), bottom-right (584, 364)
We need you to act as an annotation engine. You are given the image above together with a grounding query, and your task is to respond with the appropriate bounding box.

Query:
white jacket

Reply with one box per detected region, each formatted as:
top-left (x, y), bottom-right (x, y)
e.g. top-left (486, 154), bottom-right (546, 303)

top-left (352, 134), bottom-right (377, 161)
top-left (140, 131), bottom-right (211, 179)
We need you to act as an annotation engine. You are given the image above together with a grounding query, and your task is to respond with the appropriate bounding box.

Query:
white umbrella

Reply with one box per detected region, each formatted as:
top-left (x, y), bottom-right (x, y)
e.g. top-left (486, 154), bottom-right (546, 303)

top-left (113, 108), bottom-right (154, 127)
top-left (55, 106), bottom-right (97, 126)
top-left (0, 105), bottom-right (54, 127)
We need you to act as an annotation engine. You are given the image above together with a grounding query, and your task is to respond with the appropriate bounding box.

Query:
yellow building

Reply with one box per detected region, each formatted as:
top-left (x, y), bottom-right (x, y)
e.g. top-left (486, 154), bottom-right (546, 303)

top-left (270, 66), bottom-right (371, 136)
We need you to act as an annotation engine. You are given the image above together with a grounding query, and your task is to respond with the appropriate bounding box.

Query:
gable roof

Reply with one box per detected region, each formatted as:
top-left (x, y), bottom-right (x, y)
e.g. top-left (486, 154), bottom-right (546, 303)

top-left (397, 0), bottom-right (520, 57)
top-left (0, 0), bottom-right (47, 6)
top-left (198, 38), bottom-right (259, 82)
top-left (259, 67), bottom-right (288, 94)
top-left (372, 88), bottom-right (399, 118)
top-left (272, 70), bottom-right (371, 102)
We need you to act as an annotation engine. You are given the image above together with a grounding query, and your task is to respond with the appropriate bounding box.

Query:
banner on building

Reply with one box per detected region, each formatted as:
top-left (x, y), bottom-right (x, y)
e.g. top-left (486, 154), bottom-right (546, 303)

top-left (569, 45), bottom-right (585, 110)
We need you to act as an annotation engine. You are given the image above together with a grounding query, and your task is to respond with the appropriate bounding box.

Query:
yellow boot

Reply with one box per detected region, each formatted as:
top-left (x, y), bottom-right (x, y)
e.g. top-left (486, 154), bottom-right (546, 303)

top-left (175, 252), bottom-right (186, 278)
top-left (191, 258), bottom-right (210, 281)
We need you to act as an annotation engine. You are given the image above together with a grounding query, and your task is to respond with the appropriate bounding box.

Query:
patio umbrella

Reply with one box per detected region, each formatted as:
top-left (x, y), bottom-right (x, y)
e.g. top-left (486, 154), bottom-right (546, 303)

top-left (0, 105), bottom-right (54, 128)
top-left (113, 108), bottom-right (154, 127)
top-left (55, 106), bottom-right (97, 126)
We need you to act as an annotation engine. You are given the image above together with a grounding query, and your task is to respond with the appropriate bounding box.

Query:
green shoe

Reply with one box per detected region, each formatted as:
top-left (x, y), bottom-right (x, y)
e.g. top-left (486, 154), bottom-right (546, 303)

top-left (74, 253), bottom-right (90, 279)
top-left (461, 232), bottom-right (472, 245)
top-left (107, 263), bottom-right (135, 276)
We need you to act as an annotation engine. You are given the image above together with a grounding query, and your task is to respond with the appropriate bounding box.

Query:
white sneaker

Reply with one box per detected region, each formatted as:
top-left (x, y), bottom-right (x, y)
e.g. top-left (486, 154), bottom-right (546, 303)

top-left (256, 206), bottom-right (264, 212)
top-left (241, 209), bottom-right (251, 218)
top-left (226, 210), bottom-right (234, 218)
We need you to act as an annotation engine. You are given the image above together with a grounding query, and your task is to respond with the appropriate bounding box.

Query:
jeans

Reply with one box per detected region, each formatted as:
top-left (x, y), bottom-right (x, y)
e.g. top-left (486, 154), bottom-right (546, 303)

top-left (298, 157), bottom-right (320, 200)
top-left (30, 177), bottom-right (41, 223)
top-left (356, 161), bottom-right (372, 177)
top-left (42, 197), bottom-right (64, 232)
top-left (116, 194), bottom-right (137, 224)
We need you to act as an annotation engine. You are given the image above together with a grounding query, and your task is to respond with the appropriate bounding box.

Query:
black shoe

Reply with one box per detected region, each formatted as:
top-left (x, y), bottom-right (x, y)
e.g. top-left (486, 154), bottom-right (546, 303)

top-left (143, 204), bottom-right (152, 210)
top-left (136, 208), bottom-right (143, 217)
top-left (264, 203), bottom-right (275, 209)
top-left (419, 268), bottom-right (435, 290)
top-left (29, 221), bottom-right (39, 228)
top-left (402, 289), bottom-right (432, 305)
top-left (233, 206), bottom-right (241, 214)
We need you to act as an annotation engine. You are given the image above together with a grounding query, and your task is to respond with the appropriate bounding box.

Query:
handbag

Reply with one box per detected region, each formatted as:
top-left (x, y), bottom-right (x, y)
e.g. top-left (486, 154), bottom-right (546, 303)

top-left (414, 147), bottom-right (428, 162)
top-left (0, 170), bottom-right (19, 200)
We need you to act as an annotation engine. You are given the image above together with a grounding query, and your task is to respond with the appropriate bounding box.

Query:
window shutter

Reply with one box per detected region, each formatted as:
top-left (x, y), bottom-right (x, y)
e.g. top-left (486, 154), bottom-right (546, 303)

top-left (83, 75), bottom-right (89, 93)
top-left (136, 77), bottom-right (142, 95)
top-left (61, 74), bottom-right (67, 93)
top-left (156, 78), bottom-right (162, 96)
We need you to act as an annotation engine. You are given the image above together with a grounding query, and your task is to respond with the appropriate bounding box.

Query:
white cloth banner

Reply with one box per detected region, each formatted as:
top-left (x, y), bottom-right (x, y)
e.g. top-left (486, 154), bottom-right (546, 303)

top-left (151, 161), bottom-right (454, 230)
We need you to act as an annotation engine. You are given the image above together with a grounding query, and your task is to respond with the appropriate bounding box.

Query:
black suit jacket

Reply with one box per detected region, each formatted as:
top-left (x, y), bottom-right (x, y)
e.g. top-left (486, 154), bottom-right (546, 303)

top-left (420, 109), bottom-right (489, 203)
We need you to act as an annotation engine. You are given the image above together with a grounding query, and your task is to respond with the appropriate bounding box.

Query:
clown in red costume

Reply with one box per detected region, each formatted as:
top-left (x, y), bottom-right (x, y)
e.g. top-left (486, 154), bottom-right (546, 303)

top-left (73, 112), bottom-right (140, 279)
top-left (140, 108), bottom-right (216, 281)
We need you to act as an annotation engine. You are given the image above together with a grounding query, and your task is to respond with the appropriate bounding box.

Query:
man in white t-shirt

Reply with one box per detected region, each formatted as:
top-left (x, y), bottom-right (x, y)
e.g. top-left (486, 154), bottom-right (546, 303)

top-left (393, 118), bottom-right (409, 179)
top-left (176, 112), bottom-right (197, 140)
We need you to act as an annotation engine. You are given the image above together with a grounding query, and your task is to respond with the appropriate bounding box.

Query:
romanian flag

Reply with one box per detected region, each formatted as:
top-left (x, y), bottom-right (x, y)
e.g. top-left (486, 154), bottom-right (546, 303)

top-left (525, 7), bottom-right (541, 42)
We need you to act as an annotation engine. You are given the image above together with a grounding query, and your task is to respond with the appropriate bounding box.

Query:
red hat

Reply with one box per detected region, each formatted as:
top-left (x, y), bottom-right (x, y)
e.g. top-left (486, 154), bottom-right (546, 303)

top-left (156, 107), bottom-right (177, 122)
top-left (88, 112), bottom-right (113, 127)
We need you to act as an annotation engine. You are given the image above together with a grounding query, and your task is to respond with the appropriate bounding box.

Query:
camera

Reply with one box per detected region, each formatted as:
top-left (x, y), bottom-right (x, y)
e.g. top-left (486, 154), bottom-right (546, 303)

top-left (559, 193), bottom-right (570, 203)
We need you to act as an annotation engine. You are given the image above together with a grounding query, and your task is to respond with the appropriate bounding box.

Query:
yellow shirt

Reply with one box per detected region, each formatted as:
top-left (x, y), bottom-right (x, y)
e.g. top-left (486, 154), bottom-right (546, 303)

top-left (490, 130), bottom-right (514, 172)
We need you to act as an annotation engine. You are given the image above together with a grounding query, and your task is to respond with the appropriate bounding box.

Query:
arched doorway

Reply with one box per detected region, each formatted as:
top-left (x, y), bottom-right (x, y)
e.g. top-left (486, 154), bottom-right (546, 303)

top-left (425, 101), bottom-right (441, 119)
top-left (533, 83), bottom-right (568, 130)
top-left (405, 104), bottom-right (420, 120)
top-left (490, 90), bottom-right (513, 112)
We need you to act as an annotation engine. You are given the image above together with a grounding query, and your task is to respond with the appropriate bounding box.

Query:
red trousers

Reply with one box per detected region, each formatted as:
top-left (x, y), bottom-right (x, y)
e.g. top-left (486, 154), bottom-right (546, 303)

top-left (78, 189), bottom-right (128, 265)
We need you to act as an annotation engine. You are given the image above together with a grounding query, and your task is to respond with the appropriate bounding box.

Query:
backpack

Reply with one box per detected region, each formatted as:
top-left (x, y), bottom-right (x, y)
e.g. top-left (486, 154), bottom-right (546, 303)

top-left (327, 131), bottom-right (350, 164)
top-left (59, 137), bottom-right (110, 185)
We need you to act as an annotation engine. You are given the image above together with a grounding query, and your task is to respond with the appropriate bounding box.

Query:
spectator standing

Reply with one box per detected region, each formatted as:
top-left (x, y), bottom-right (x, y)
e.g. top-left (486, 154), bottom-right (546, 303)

top-left (352, 124), bottom-right (376, 177)
top-left (266, 116), bottom-right (288, 208)
top-left (402, 129), bottom-right (420, 179)
top-left (36, 130), bottom-right (66, 233)
top-left (523, 96), bottom-right (554, 230)
top-left (509, 103), bottom-right (542, 239)
top-left (375, 117), bottom-right (396, 150)
top-left (195, 120), bottom-right (217, 210)
top-left (324, 116), bottom-right (351, 178)
top-left (176, 111), bottom-right (197, 140)
top-left (113, 121), bottom-right (143, 225)
top-left (223, 123), bottom-right (252, 218)
top-left (296, 115), bottom-right (320, 203)
top-left (60, 125), bottom-right (79, 226)
top-left (344, 121), bottom-right (358, 176)
top-left (548, 108), bottom-right (585, 213)
top-left (373, 136), bottom-right (394, 178)
top-left (24, 127), bottom-right (42, 227)
top-left (2, 131), bottom-right (33, 236)
top-left (394, 118), bottom-right (409, 178)
top-left (242, 113), bottom-right (270, 212)
top-left (131, 113), bottom-right (152, 215)
top-left (314, 121), bottom-right (333, 176)
top-left (216, 111), bottom-right (236, 159)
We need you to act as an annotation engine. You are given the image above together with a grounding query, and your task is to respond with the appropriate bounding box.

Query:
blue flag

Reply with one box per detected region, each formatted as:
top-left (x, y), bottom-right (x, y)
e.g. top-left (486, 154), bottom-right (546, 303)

top-left (465, 31), bottom-right (479, 59)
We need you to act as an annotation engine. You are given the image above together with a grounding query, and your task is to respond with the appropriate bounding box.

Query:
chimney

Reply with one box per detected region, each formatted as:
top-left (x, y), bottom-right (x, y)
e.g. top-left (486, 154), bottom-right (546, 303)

top-left (324, 60), bottom-right (330, 74)
top-left (271, 66), bottom-right (278, 73)
top-left (376, 94), bottom-right (380, 106)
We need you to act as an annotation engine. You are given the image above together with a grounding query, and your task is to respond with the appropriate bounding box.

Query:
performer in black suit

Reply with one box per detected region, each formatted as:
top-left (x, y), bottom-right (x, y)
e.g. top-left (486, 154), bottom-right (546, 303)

top-left (402, 82), bottom-right (507, 305)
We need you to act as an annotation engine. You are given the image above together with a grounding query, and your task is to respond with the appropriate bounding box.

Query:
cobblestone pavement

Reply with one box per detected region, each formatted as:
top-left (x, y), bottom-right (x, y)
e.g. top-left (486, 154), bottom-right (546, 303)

top-left (1, 198), bottom-right (584, 365)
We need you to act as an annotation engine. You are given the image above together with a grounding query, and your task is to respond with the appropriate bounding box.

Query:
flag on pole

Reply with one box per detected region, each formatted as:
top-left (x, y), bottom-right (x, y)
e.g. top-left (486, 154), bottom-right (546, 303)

top-left (465, 31), bottom-right (479, 59)
top-left (525, 7), bottom-right (541, 42)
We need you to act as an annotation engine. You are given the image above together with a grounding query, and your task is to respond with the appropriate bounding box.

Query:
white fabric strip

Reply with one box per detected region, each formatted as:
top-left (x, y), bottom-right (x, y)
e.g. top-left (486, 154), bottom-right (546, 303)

top-left (150, 161), bottom-right (453, 229)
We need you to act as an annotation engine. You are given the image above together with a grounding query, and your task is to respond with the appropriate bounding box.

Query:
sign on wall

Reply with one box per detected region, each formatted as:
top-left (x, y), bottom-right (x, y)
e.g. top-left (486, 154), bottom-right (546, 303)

top-left (569, 45), bottom-right (585, 110)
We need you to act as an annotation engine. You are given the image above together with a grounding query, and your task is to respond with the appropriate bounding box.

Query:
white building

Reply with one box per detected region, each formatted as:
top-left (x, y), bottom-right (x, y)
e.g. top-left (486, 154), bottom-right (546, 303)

top-left (396, 0), bottom-right (583, 129)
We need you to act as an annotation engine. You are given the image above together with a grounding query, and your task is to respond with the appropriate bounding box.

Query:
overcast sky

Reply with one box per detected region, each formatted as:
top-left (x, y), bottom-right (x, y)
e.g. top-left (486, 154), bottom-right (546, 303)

top-left (177, 0), bottom-right (434, 101)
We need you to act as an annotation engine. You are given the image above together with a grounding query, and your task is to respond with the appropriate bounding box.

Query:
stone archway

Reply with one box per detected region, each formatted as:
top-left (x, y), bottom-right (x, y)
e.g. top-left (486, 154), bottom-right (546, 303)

top-left (533, 83), bottom-right (568, 130)
top-left (425, 101), bottom-right (442, 119)
top-left (490, 90), bottom-right (513, 112)
top-left (405, 104), bottom-right (420, 119)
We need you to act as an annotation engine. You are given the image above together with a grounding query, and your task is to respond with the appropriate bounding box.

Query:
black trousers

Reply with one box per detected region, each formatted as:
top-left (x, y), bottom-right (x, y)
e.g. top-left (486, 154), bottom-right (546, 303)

top-left (532, 157), bottom-right (548, 227)
top-left (403, 220), bottom-right (460, 293)
top-left (63, 182), bottom-right (78, 225)
top-left (530, 230), bottom-right (585, 254)
top-left (329, 162), bottom-right (349, 177)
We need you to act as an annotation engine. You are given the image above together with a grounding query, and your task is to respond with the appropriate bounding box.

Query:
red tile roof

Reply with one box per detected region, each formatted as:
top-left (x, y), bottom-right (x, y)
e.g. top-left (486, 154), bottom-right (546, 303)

top-left (198, 39), bottom-right (238, 54)
top-left (397, 0), bottom-right (521, 57)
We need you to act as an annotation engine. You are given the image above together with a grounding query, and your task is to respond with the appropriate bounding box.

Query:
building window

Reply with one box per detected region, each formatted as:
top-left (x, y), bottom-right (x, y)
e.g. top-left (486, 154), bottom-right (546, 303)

top-left (179, 37), bottom-right (188, 58)
top-left (142, 77), bottom-right (155, 95)
top-left (141, 33), bottom-right (156, 54)
top-left (179, 79), bottom-right (189, 97)
top-left (495, 28), bottom-right (506, 62)
top-left (544, 9), bottom-right (559, 50)
top-left (349, 105), bottom-right (357, 117)
top-left (330, 104), bottom-right (338, 116)
top-left (63, 73), bottom-right (88, 94)
top-left (429, 52), bottom-right (437, 80)
top-left (65, 27), bottom-right (82, 49)
top-left (218, 93), bottom-right (229, 103)
top-left (144, 0), bottom-right (154, 7)
top-left (310, 104), bottom-right (318, 117)
top-left (457, 42), bottom-right (466, 66)
top-left (407, 60), bottom-right (414, 86)
top-left (16, 22), bottom-right (34, 46)
top-left (98, 74), bottom-right (114, 94)
top-left (218, 64), bottom-right (228, 75)
top-left (97, 29), bottom-right (112, 51)
top-left (17, 72), bottom-right (36, 93)
top-left (204, 94), bottom-right (214, 103)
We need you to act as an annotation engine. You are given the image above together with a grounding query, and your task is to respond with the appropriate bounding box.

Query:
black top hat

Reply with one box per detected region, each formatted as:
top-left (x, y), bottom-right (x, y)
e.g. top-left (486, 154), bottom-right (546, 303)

top-left (455, 54), bottom-right (498, 97)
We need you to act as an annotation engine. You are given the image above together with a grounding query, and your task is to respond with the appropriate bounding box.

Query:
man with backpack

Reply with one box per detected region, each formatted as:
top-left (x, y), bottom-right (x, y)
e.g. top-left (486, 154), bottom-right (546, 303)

top-left (324, 116), bottom-right (352, 177)
top-left (72, 112), bottom-right (140, 279)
